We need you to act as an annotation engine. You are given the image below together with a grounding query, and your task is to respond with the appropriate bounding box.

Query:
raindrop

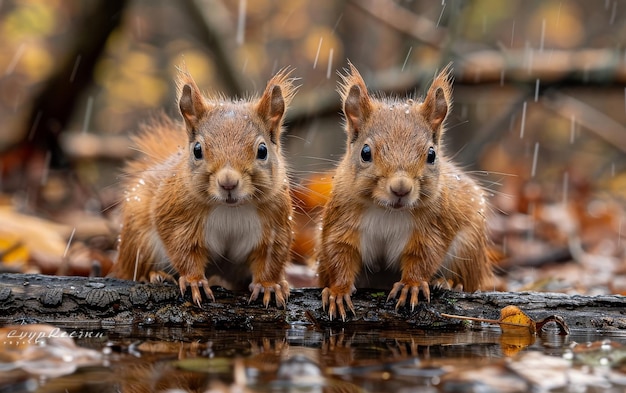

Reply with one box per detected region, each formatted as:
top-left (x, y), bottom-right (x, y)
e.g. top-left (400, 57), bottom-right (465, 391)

top-left (510, 21), bottom-right (516, 47)
top-left (82, 96), bottom-right (94, 134)
top-left (531, 142), bottom-right (539, 178)
top-left (623, 87), bottom-right (626, 114)
top-left (70, 55), bottom-right (82, 83)
top-left (236, 0), bottom-right (247, 45)
top-left (401, 46), bottom-right (412, 72)
top-left (332, 13), bottom-right (343, 33)
top-left (242, 57), bottom-right (248, 73)
top-left (570, 115), bottom-right (576, 143)
top-left (534, 79), bottom-right (540, 102)
top-left (326, 48), bottom-right (334, 79)
top-left (500, 69), bottom-right (505, 86)
top-left (133, 250), bottom-right (141, 282)
top-left (610, 1), bottom-right (617, 25)
top-left (313, 37), bottom-right (323, 69)
top-left (5, 44), bottom-right (25, 75)
top-left (519, 101), bottom-right (527, 138)
top-left (28, 110), bottom-right (43, 141)
top-left (436, 3), bottom-right (446, 27)
top-left (611, 162), bottom-right (615, 177)
top-left (63, 227), bottom-right (77, 259)
top-left (41, 150), bottom-right (51, 186)
top-left (539, 19), bottom-right (546, 52)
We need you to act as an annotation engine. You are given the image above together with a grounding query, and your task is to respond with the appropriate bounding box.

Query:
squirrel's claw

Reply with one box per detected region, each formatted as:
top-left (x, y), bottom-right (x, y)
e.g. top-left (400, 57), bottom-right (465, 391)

top-left (248, 280), bottom-right (290, 309)
top-left (179, 275), bottom-right (214, 306)
top-left (388, 280), bottom-right (430, 311)
top-left (322, 287), bottom-right (356, 321)
top-left (149, 270), bottom-right (177, 284)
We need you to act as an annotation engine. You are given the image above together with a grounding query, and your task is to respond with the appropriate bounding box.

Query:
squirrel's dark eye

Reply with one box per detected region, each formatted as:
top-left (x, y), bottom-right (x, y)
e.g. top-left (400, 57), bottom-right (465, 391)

top-left (193, 142), bottom-right (203, 160)
top-left (361, 144), bottom-right (372, 162)
top-left (257, 142), bottom-right (268, 160)
top-left (427, 146), bottom-right (436, 165)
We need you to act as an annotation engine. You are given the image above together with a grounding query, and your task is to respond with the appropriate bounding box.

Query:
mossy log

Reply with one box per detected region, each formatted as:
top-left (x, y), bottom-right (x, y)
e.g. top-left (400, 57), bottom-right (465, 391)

top-left (0, 273), bottom-right (625, 332)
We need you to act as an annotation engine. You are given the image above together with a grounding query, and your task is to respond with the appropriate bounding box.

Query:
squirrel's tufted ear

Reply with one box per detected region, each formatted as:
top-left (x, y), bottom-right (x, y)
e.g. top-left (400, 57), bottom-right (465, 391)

top-left (257, 67), bottom-right (297, 145)
top-left (177, 67), bottom-right (208, 139)
top-left (339, 62), bottom-right (372, 143)
top-left (421, 64), bottom-right (453, 143)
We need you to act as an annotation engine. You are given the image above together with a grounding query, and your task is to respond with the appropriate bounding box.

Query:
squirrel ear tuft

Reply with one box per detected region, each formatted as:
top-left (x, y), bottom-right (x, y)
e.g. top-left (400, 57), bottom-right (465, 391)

top-left (421, 64), bottom-right (453, 143)
top-left (257, 67), bottom-right (297, 144)
top-left (339, 62), bottom-right (372, 142)
top-left (177, 68), bottom-right (208, 138)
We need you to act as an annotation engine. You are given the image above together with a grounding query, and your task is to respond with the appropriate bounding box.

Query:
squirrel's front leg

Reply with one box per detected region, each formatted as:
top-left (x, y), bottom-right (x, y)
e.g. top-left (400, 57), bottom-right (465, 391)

top-left (170, 246), bottom-right (215, 307)
top-left (388, 240), bottom-right (445, 311)
top-left (318, 242), bottom-right (361, 321)
top-left (247, 228), bottom-right (290, 308)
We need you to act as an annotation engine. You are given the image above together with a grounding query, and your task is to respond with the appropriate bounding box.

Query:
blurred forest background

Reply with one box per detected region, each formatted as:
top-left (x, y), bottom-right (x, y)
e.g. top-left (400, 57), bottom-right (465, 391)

top-left (0, 0), bottom-right (624, 294)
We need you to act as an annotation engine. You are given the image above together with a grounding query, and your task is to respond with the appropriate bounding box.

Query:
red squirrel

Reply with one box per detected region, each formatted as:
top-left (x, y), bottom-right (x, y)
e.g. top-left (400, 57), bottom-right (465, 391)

top-left (317, 63), bottom-right (493, 320)
top-left (112, 67), bottom-right (296, 308)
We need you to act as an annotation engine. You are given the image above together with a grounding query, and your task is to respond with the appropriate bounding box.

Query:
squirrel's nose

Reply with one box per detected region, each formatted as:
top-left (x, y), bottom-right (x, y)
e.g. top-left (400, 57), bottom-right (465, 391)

top-left (219, 179), bottom-right (239, 191)
top-left (216, 168), bottom-right (241, 191)
top-left (389, 177), bottom-right (412, 197)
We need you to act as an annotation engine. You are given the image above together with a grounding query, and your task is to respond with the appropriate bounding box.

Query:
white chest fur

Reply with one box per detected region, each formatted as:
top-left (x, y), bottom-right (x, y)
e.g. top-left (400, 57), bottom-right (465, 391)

top-left (359, 206), bottom-right (414, 271)
top-left (205, 204), bottom-right (262, 262)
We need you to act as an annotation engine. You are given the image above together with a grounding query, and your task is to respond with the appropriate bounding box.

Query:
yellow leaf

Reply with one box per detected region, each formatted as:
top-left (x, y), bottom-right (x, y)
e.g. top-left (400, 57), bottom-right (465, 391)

top-left (499, 305), bottom-right (537, 335)
top-left (0, 235), bottom-right (29, 265)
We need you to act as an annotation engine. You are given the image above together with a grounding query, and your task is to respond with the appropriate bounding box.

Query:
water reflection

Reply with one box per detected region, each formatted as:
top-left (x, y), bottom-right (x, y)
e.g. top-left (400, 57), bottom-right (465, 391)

top-left (4, 325), bottom-right (626, 392)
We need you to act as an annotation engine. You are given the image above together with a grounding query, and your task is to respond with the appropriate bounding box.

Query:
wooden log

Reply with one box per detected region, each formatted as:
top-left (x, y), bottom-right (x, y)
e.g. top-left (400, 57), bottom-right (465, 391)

top-left (0, 273), bottom-right (625, 332)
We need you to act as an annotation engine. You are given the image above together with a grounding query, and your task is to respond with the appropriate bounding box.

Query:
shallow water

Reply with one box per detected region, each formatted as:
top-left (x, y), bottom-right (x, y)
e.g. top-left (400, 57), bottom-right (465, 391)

top-left (3, 324), bottom-right (626, 393)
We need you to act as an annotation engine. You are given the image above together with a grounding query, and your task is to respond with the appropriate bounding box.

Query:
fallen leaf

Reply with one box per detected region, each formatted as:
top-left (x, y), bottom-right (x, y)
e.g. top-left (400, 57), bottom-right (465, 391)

top-left (0, 206), bottom-right (71, 272)
top-left (499, 305), bottom-right (537, 335)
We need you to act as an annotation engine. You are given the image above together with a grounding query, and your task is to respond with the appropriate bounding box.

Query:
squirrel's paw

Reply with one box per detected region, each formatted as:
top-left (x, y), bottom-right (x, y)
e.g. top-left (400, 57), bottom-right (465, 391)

top-left (149, 270), bottom-right (176, 284)
top-left (387, 280), bottom-right (430, 311)
top-left (431, 277), bottom-right (463, 291)
top-left (321, 286), bottom-right (356, 321)
top-left (178, 275), bottom-right (215, 307)
top-left (248, 280), bottom-right (290, 309)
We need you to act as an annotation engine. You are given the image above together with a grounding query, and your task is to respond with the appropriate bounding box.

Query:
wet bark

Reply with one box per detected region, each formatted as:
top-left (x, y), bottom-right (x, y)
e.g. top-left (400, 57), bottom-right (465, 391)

top-left (0, 273), bottom-right (625, 332)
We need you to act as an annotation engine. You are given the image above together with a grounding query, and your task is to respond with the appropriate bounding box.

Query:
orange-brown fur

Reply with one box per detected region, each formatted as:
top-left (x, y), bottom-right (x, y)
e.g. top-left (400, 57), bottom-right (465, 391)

top-left (112, 67), bottom-right (297, 308)
top-left (317, 63), bottom-right (493, 320)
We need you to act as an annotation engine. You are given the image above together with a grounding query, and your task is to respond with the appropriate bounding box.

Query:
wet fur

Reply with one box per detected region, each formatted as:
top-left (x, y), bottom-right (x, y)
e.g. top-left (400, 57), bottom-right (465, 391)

top-left (317, 63), bottom-right (493, 318)
top-left (113, 67), bottom-right (297, 307)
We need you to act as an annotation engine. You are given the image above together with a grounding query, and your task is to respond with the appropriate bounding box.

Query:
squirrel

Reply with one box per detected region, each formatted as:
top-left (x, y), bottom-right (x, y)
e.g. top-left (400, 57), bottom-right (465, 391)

top-left (317, 63), bottom-right (493, 320)
top-left (112, 66), bottom-right (297, 308)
